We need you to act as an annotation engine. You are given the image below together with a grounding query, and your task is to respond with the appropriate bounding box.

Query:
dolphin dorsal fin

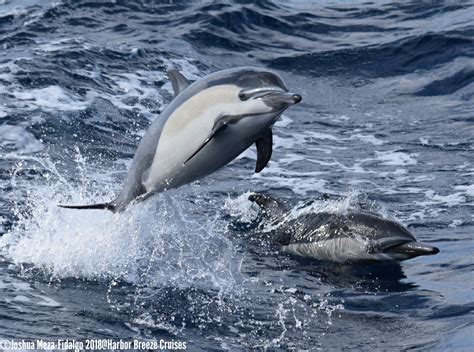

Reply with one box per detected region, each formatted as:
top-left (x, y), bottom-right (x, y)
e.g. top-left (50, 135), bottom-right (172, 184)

top-left (255, 128), bottom-right (273, 173)
top-left (168, 69), bottom-right (190, 96)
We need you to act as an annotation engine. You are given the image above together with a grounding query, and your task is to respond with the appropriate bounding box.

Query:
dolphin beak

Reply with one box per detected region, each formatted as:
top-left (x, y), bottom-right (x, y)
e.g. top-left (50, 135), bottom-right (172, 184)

top-left (261, 91), bottom-right (302, 107)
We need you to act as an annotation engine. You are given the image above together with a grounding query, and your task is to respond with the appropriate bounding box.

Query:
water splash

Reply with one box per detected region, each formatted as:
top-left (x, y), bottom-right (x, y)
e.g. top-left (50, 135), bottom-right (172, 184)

top-left (0, 152), bottom-right (242, 293)
top-left (223, 192), bottom-right (260, 224)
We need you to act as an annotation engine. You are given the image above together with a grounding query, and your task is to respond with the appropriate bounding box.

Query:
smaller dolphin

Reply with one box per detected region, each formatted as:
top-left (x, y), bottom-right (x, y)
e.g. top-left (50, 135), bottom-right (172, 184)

top-left (59, 67), bottom-right (301, 212)
top-left (248, 193), bottom-right (439, 263)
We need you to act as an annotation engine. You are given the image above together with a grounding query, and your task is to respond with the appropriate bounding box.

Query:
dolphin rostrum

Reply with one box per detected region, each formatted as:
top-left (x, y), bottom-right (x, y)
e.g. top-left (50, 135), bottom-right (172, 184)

top-left (59, 67), bottom-right (302, 212)
top-left (248, 193), bottom-right (440, 263)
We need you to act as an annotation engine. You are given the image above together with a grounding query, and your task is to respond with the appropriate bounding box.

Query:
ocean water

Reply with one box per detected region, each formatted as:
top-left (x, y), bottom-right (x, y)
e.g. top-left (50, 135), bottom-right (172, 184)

top-left (0, 0), bottom-right (473, 350)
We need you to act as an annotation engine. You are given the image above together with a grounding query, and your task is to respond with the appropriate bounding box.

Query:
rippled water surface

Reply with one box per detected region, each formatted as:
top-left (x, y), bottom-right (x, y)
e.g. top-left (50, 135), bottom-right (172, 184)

top-left (0, 0), bottom-right (473, 350)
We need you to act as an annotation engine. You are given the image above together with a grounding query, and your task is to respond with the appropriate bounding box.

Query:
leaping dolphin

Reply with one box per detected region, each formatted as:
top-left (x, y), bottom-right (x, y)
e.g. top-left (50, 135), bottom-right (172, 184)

top-left (248, 193), bottom-right (440, 263)
top-left (59, 67), bottom-right (302, 212)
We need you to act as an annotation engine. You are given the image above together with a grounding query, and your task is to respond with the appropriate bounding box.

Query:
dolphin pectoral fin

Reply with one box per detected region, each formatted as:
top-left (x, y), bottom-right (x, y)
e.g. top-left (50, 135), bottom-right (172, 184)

top-left (184, 137), bottom-right (212, 164)
top-left (58, 202), bottom-right (115, 212)
top-left (255, 128), bottom-right (273, 173)
top-left (184, 116), bottom-right (232, 164)
top-left (168, 69), bottom-right (190, 96)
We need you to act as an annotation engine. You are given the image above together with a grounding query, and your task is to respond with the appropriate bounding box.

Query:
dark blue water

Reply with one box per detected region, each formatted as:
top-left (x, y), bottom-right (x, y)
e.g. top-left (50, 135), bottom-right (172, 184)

top-left (0, 0), bottom-right (473, 350)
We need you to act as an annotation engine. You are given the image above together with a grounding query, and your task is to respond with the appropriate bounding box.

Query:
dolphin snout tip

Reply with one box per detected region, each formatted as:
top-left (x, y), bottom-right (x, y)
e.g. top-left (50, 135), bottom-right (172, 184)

top-left (292, 94), bottom-right (302, 104)
top-left (262, 91), bottom-right (302, 106)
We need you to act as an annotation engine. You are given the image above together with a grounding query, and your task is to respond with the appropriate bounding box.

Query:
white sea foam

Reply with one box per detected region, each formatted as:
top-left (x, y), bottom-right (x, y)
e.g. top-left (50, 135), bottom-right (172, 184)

top-left (13, 86), bottom-right (92, 111)
top-left (0, 125), bottom-right (43, 153)
top-left (107, 70), bottom-right (166, 113)
top-left (0, 55), bottom-right (200, 118)
top-left (252, 168), bottom-right (329, 196)
top-left (0, 1), bottom-right (63, 29)
top-left (36, 37), bottom-right (83, 52)
top-left (304, 131), bottom-right (340, 141)
top-left (273, 135), bottom-right (300, 150)
top-left (454, 184), bottom-right (474, 197)
top-left (274, 115), bottom-right (293, 128)
top-left (419, 137), bottom-right (429, 145)
top-left (349, 133), bottom-right (384, 145)
top-left (448, 219), bottom-right (464, 228)
top-left (1, 277), bottom-right (62, 307)
top-left (375, 150), bottom-right (418, 166)
top-left (416, 190), bottom-right (467, 208)
top-left (224, 192), bottom-right (260, 223)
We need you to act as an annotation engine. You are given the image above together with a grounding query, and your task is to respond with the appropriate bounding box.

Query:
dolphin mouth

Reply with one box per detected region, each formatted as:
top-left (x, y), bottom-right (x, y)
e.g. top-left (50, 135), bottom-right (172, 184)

top-left (260, 91), bottom-right (302, 107)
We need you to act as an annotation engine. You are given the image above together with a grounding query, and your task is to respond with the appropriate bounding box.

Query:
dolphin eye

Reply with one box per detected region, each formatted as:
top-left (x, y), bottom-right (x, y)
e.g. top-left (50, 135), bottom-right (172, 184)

top-left (238, 91), bottom-right (247, 101)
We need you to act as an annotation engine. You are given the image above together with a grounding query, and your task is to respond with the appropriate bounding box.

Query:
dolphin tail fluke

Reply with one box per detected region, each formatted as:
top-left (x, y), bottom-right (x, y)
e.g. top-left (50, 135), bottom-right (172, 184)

top-left (58, 202), bottom-right (115, 212)
top-left (387, 241), bottom-right (440, 257)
